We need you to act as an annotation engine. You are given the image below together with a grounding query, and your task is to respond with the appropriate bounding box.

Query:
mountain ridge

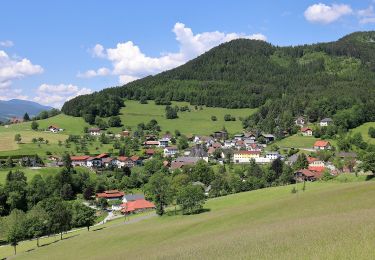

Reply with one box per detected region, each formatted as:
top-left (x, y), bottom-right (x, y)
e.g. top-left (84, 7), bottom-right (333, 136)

top-left (62, 31), bottom-right (375, 133)
top-left (0, 99), bottom-right (53, 121)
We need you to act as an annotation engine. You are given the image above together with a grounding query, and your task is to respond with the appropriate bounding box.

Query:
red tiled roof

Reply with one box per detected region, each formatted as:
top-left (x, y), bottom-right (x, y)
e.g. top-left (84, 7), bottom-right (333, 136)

top-left (117, 156), bottom-right (130, 162)
top-left (130, 155), bottom-right (140, 161)
top-left (120, 199), bottom-right (155, 213)
top-left (314, 140), bottom-right (330, 147)
top-left (207, 147), bottom-right (216, 154)
top-left (301, 127), bottom-right (312, 132)
top-left (95, 153), bottom-right (108, 159)
top-left (71, 155), bottom-right (90, 161)
top-left (102, 157), bottom-right (114, 163)
top-left (144, 141), bottom-right (159, 145)
top-left (170, 161), bottom-right (185, 170)
top-left (96, 190), bottom-right (125, 198)
top-left (308, 166), bottom-right (325, 172)
top-left (307, 157), bottom-right (318, 164)
top-left (48, 125), bottom-right (59, 129)
top-left (297, 169), bottom-right (315, 177)
top-left (212, 142), bottom-right (222, 149)
top-left (145, 149), bottom-right (155, 155)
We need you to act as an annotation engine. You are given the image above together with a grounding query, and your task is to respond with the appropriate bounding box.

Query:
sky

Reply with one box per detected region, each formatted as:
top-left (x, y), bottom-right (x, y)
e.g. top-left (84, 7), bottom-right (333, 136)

top-left (0, 0), bottom-right (374, 108)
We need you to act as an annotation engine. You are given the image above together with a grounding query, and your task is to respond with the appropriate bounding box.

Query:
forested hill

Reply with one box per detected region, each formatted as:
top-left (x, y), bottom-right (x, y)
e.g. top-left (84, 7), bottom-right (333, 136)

top-left (62, 31), bottom-right (375, 133)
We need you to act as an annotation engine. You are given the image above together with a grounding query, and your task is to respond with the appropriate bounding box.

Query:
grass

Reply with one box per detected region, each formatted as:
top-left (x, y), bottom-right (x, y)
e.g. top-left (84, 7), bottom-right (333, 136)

top-left (0, 166), bottom-right (96, 184)
top-left (350, 122), bottom-right (375, 145)
top-left (115, 100), bottom-right (256, 135)
top-left (270, 134), bottom-right (318, 149)
top-left (6, 180), bottom-right (375, 259)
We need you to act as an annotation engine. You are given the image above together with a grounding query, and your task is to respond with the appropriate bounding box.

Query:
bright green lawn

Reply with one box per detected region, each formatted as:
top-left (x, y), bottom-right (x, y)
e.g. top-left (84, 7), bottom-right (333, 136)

top-left (351, 122), bottom-right (375, 145)
top-left (271, 134), bottom-right (318, 149)
top-left (114, 100), bottom-right (256, 135)
top-left (8, 180), bottom-right (375, 260)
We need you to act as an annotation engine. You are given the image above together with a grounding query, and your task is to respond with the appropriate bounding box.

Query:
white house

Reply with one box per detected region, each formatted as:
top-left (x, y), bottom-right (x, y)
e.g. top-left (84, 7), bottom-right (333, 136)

top-left (233, 150), bottom-right (260, 164)
top-left (164, 146), bottom-right (178, 157)
top-left (301, 127), bottom-right (313, 136)
top-left (265, 152), bottom-right (280, 160)
top-left (320, 118), bottom-right (333, 127)
top-left (158, 138), bottom-right (169, 148)
top-left (48, 125), bottom-right (63, 133)
top-left (70, 155), bottom-right (90, 167)
top-left (88, 128), bottom-right (101, 136)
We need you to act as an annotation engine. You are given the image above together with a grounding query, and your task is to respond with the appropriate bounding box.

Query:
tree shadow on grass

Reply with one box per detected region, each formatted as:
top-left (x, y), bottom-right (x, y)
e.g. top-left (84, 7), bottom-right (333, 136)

top-left (165, 208), bottom-right (211, 216)
top-left (365, 175), bottom-right (374, 181)
top-left (92, 227), bottom-right (106, 232)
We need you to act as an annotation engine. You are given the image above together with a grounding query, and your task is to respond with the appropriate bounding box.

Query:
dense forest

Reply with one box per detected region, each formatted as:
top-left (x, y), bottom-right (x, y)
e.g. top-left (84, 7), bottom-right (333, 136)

top-left (62, 31), bottom-right (375, 134)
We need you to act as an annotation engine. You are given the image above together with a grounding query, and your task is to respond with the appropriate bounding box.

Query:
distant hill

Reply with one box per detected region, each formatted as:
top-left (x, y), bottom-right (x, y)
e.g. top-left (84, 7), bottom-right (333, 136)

top-left (0, 99), bottom-right (53, 121)
top-left (62, 31), bottom-right (375, 133)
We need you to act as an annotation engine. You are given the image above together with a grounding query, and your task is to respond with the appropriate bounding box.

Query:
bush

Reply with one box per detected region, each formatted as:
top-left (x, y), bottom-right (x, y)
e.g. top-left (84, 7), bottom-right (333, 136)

top-left (211, 116), bottom-right (217, 121)
top-left (369, 127), bottom-right (375, 138)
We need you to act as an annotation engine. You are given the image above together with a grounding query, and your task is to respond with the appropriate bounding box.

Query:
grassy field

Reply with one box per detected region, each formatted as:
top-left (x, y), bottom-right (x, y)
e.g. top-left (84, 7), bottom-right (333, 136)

top-left (115, 100), bottom-right (256, 135)
top-left (351, 122), bottom-right (375, 145)
top-left (270, 134), bottom-right (318, 149)
top-left (0, 166), bottom-right (96, 184)
top-left (6, 180), bottom-right (375, 259)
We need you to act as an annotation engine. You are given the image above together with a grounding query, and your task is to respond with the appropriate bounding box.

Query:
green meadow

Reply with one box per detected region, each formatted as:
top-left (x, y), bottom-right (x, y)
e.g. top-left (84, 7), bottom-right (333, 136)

top-left (351, 122), bottom-right (375, 145)
top-left (4, 180), bottom-right (375, 259)
top-left (115, 100), bottom-right (256, 135)
top-left (0, 166), bottom-right (96, 184)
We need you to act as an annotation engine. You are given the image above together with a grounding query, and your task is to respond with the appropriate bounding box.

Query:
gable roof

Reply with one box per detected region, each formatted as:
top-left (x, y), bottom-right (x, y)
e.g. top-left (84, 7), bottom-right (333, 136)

top-left (301, 127), bottom-right (312, 132)
top-left (121, 199), bottom-right (155, 213)
top-left (321, 118), bottom-right (333, 123)
top-left (96, 190), bottom-right (125, 198)
top-left (71, 155), bottom-right (90, 161)
top-left (314, 140), bottom-right (330, 147)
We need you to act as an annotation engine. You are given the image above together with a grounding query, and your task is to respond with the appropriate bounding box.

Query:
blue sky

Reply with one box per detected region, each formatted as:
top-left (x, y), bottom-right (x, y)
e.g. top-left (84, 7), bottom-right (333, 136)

top-left (0, 0), bottom-right (374, 107)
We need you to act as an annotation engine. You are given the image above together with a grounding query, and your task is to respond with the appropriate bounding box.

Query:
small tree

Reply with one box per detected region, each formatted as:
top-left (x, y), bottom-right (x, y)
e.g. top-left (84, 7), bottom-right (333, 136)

top-left (5, 209), bottom-right (26, 255)
top-left (23, 113), bottom-right (30, 122)
top-left (211, 115), bottom-right (217, 121)
top-left (71, 202), bottom-right (96, 231)
top-left (177, 185), bottom-right (206, 215)
top-left (14, 134), bottom-right (21, 144)
top-left (26, 205), bottom-right (48, 247)
top-left (294, 153), bottom-right (308, 170)
top-left (31, 121), bottom-right (39, 131)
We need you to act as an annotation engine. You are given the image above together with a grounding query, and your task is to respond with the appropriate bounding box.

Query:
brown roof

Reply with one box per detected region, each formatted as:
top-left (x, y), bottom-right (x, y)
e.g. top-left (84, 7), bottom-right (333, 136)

top-left (314, 140), bottom-right (330, 147)
top-left (96, 190), bottom-right (125, 199)
top-left (71, 155), bottom-right (90, 161)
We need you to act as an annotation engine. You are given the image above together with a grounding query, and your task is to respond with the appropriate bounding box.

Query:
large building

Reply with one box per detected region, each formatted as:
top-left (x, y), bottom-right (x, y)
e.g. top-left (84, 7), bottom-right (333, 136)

top-left (233, 150), bottom-right (260, 164)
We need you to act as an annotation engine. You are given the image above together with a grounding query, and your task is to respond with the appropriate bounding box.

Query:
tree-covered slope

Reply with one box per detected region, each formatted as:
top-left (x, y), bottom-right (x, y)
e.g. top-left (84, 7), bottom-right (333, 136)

top-left (62, 31), bottom-right (375, 133)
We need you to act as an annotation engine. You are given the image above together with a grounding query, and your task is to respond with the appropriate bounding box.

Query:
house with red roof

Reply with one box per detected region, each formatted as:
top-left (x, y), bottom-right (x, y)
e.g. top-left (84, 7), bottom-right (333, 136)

top-left (71, 155), bottom-right (90, 167)
top-left (48, 125), bottom-right (63, 133)
top-left (96, 190), bottom-right (125, 201)
top-left (88, 128), bottom-right (101, 136)
top-left (295, 169), bottom-right (317, 182)
top-left (313, 140), bottom-right (332, 150)
top-left (145, 149), bottom-right (155, 157)
top-left (120, 199), bottom-right (155, 214)
top-left (115, 155), bottom-right (141, 168)
top-left (301, 127), bottom-right (313, 136)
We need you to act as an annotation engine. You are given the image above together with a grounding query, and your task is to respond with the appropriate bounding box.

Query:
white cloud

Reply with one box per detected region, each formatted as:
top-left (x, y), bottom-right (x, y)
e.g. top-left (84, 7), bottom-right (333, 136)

top-left (360, 17), bottom-right (375, 23)
top-left (358, 5), bottom-right (375, 24)
top-left (83, 23), bottom-right (267, 84)
top-left (304, 3), bottom-right (353, 24)
top-left (33, 83), bottom-right (93, 108)
top-left (0, 50), bottom-right (43, 89)
top-left (91, 44), bottom-right (106, 58)
top-left (0, 40), bottom-right (14, 47)
top-left (77, 67), bottom-right (110, 78)
top-left (0, 88), bottom-right (28, 101)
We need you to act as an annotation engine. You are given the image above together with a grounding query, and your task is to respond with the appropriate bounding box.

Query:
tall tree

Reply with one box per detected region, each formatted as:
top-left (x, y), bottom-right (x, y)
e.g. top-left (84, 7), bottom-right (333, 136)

top-left (144, 172), bottom-right (172, 216)
top-left (71, 202), bottom-right (96, 231)
top-left (5, 209), bottom-right (26, 255)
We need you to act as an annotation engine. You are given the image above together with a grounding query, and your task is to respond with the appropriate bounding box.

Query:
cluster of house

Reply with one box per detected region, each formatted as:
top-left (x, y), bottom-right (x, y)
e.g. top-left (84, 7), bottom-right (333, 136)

top-left (95, 190), bottom-right (155, 214)
top-left (296, 116), bottom-right (334, 136)
top-left (165, 131), bottom-right (281, 169)
top-left (70, 153), bottom-right (142, 169)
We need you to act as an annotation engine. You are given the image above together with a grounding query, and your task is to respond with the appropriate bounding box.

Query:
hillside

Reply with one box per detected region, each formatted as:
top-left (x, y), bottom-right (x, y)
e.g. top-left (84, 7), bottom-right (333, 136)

top-left (7, 181), bottom-right (375, 259)
top-left (62, 31), bottom-right (375, 134)
top-left (0, 99), bottom-right (52, 121)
